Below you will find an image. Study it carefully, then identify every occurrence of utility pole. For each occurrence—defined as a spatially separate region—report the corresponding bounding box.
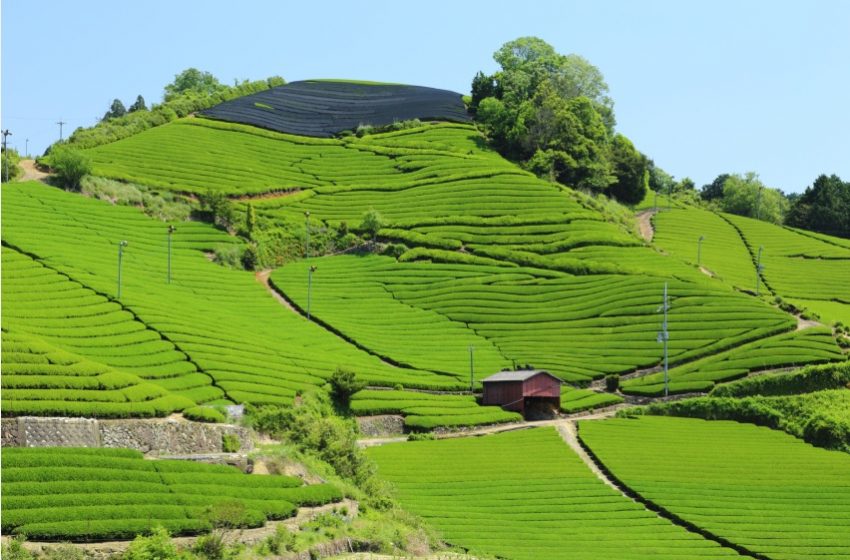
[697,235,705,267]
[468,346,475,393]
[755,246,764,295]
[657,283,670,397]
[25,138,29,158]
[304,211,311,258]
[167,225,176,284]
[2,129,11,183]
[756,186,762,221]
[56,120,66,141]
[117,241,128,298]
[307,265,317,320]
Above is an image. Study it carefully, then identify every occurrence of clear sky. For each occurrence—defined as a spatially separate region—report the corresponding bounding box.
[2,0,848,193]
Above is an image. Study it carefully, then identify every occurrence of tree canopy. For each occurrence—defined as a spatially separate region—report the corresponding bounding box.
[786,174,850,238]
[720,172,787,224]
[472,37,650,204]
[102,98,127,121]
[164,68,224,100]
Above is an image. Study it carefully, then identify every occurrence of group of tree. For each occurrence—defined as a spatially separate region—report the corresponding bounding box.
[102,95,147,121]
[785,174,850,238]
[470,37,648,204]
[696,172,849,237]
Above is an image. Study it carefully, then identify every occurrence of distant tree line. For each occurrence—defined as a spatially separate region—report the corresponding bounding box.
[469,37,648,205]
[57,68,285,151]
[694,172,849,238]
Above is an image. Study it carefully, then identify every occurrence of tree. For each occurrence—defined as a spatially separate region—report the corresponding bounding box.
[128,95,147,113]
[469,71,497,114]
[328,367,366,408]
[647,159,675,193]
[245,202,257,236]
[607,134,649,204]
[102,98,126,121]
[721,172,787,224]
[700,173,730,201]
[473,37,622,192]
[1,147,22,182]
[164,68,223,100]
[786,174,850,238]
[492,37,614,130]
[359,208,382,240]
[50,147,92,191]
[675,177,695,192]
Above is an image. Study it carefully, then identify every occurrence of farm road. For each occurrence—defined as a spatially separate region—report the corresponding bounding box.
[255,269,298,313]
[19,159,50,182]
[636,209,656,242]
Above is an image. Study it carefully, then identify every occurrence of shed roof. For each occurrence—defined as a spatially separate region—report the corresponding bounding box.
[482,370,562,383]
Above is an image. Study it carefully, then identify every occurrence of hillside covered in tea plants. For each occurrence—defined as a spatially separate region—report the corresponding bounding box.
[3,36,848,559]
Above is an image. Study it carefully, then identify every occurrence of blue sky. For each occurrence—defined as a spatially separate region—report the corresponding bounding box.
[2,0,848,193]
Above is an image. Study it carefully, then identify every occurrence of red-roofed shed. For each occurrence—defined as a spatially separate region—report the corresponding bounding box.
[482,370,562,418]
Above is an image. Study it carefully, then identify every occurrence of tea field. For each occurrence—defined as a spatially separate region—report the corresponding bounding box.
[274,254,796,383]
[2,181,468,418]
[1,447,341,540]
[579,416,850,559]
[367,427,741,559]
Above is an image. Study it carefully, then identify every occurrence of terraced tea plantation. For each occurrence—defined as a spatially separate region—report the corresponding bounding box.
[579,417,850,559]
[275,254,797,382]
[2,182,466,417]
[652,207,850,323]
[368,428,740,559]
[1,447,342,540]
[621,326,844,395]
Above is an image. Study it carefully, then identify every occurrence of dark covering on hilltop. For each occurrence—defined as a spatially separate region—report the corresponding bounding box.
[200,80,471,137]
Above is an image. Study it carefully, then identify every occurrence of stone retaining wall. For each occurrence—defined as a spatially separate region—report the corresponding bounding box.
[1,416,253,455]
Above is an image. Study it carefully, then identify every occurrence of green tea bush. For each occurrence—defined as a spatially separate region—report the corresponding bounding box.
[183,406,225,423]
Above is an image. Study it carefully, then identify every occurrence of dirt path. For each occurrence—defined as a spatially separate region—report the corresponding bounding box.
[556,421,626,494]
[796,315,822,330]
[636,209,657,242]
[18,159,50,182]
[357,405,629,448]
[255,269,298,313]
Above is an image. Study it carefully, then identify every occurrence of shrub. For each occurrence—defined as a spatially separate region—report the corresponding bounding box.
[1,537,33,560]
[382,243,407,258]
[221,434,241,453]
[123,526,181,560]
[212,245,243,269]
[49,147,92,191]
[604,374,620,392]
[329,367,367,408]
[359,209,382,241]
[2,148,23,181]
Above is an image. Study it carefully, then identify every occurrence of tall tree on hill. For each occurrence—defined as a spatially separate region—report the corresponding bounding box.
[102,99,127,121]
[473,37,650,204]
[786,174,850,238]
[128,95,147,113]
